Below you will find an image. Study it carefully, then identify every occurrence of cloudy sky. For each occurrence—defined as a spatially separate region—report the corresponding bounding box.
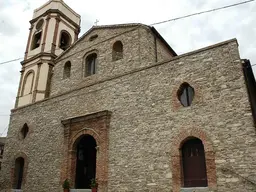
[0,0,255,136]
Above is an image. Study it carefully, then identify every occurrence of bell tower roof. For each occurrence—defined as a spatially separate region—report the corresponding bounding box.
[31,0,80,26]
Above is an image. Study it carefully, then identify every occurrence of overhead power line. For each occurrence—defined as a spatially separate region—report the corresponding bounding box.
[0,57,23,65]
[0,125,9,136]
[150,0,255,26]
[0,0,255,66]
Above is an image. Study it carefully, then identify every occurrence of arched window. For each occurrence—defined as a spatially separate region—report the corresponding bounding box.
[112,41,123,61]
[182,138,208,187]
[21,123,29,139]
[177,82,195,107]
[13,157,25,189]
[22,71,34,96]
[59,31,71,51]
[85,53,97,76]
[31,31,42,50]
[63,61,71,79]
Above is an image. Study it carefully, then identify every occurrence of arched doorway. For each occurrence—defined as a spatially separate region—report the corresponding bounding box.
[75,135,97,189]
[13,157,25,189]
[182,137,208,187]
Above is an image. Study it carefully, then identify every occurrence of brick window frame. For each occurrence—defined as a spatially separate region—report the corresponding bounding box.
[61,110,111,191]
[171,128,217,192]
[171,81,203,111]
[10,152,29,190]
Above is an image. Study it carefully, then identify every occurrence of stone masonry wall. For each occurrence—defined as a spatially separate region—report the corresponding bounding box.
[1,39,256,192]
[51,25,174,96]
[139,27,173,63]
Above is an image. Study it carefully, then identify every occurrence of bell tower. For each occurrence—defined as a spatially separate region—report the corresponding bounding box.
[15,0,81,107]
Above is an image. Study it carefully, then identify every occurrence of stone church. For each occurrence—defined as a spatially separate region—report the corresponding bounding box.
[1,0,256,191]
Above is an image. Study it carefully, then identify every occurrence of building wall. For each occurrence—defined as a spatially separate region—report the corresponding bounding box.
[51,26,174,96]
[51,26,142,95]
[139,27,173,63]
[1,39,256,192]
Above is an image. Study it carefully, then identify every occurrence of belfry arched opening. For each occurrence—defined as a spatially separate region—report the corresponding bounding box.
[75,135,97,189]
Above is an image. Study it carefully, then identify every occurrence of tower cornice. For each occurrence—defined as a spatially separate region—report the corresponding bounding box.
[21,53,57,66]
[30,9,80,30]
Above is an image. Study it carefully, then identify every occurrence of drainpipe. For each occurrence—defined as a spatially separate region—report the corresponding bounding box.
[242,59,256,127]
[154,36,158,63]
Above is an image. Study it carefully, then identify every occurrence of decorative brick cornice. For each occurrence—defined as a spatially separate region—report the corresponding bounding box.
[61,110,111,125]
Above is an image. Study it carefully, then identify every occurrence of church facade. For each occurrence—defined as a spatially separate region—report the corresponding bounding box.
[1,0,256,192]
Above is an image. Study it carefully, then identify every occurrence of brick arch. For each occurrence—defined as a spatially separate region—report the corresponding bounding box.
[171,128,214,155]
[171,128,217,192]
[11,152,29,190]
[69,128,101,150]
[61,111,111,191]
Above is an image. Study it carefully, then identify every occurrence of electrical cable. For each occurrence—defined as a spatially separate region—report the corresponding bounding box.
[0,0,255,65]
[150,0,255,26]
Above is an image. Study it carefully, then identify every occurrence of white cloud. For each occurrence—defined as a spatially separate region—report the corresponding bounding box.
[0,0,256,135]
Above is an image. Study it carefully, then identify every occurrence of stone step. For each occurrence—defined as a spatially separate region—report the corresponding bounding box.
[70,189,91,192]
[180,187,209,192]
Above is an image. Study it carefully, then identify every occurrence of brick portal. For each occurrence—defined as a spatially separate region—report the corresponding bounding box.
[171,128,217,192]
[61,110,111,192]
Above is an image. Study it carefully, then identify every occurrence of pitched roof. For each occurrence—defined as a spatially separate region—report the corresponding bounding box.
[55,23,177,61]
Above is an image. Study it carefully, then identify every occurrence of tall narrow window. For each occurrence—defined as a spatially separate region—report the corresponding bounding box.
[31,31,42,50]
[59,31,71,51]
[13,157,25,189]
[22,71,34,96]
[85,53,97,76]
[177,82,195,107]
[112,41,123,61]
[63,61,71,79]
[21,123,29,139]
[182,138,208,187]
